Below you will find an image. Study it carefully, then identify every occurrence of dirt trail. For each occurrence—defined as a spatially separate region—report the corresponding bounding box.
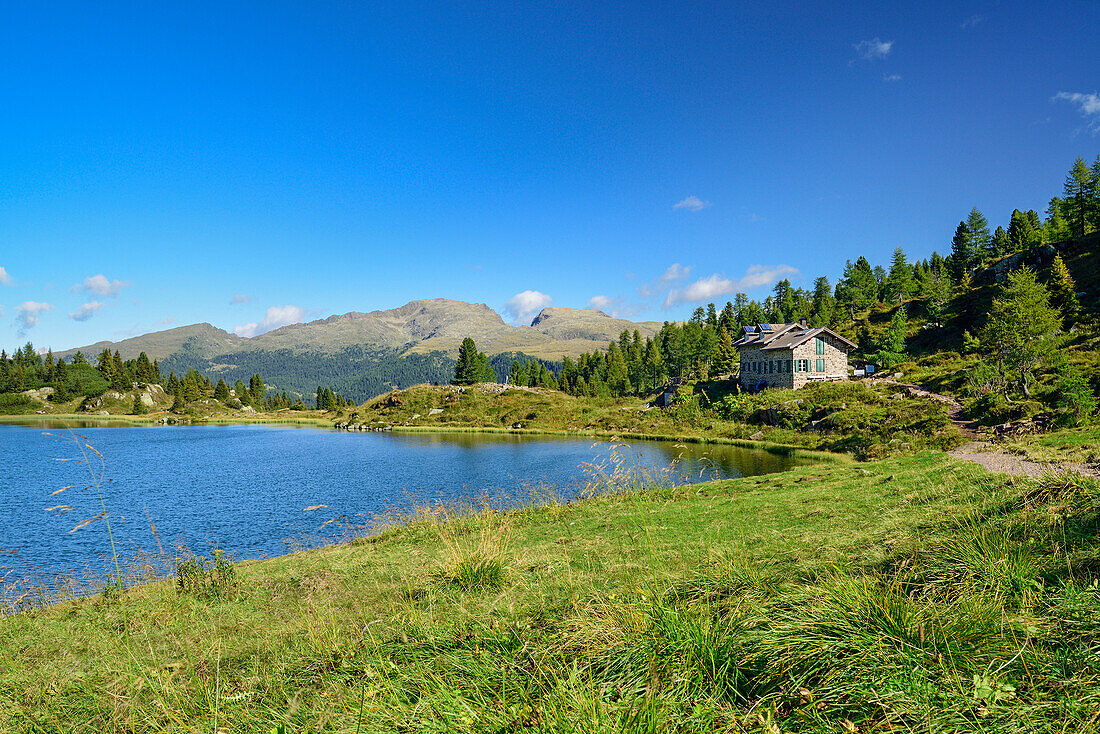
[948,441,1098,478]
[868,377,1098,478]
[869,377,978,437]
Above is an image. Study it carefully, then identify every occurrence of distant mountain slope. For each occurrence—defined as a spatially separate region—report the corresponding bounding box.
[57,323,248,361]
[59,299,662,362]
[55,299,664,400]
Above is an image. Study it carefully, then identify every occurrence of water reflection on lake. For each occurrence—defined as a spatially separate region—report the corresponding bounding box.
[0,422,812,590]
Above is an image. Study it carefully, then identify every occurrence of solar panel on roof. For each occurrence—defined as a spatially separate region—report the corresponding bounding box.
[759,324,772,331]
[743,325,755,333]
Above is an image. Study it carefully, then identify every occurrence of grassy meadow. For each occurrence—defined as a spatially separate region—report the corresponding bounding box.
[4,452,1100,732]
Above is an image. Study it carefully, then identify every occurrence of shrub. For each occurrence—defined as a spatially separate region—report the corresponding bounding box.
[1054,364,1097,426]
[175,549,237,599]
[0,393,38,415]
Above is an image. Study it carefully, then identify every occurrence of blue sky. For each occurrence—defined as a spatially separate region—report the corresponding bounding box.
[2,1,1098,351]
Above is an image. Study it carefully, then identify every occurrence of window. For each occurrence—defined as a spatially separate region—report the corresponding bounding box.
[816,359,825,373]
[796,359,808,372]
[815,337,825,355]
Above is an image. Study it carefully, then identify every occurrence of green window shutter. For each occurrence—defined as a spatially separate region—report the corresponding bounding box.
[816,359,825,373]
[815,338,825,355]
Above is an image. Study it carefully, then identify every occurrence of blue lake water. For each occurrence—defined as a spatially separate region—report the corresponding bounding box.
[0,421,809,593]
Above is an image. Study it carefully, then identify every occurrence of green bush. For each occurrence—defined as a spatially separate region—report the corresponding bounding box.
[0,393,38,414]
[175,550,237,599]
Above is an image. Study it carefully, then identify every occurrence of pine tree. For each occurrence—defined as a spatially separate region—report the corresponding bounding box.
[1007,209,1039,253]
[214,378,230,401]
[981,267,1062,399]
[990,226,1010,258]
[1048,254,1081,327]
[234,379,250,405]
[249,374,266,402]
[874,308,908,368]
[712,326,736,376]
[706,303,718,327]
[949,220,973,280]
[1063,156,1096,238]
[1045,197,1072,242]
[919,268,951,322]
[884,247,914,304]
[453,338,481,385]
[719,301,735,331]
[810,276,834,326]
[605,342,630,396]
[966,208,992,264]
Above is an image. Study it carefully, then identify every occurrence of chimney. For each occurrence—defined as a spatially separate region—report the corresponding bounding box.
[799,318,807,327]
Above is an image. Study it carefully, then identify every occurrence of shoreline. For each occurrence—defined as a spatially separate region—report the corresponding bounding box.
[0,412,847,461]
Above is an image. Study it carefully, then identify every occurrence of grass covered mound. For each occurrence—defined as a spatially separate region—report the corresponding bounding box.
[4,453,1100,731]
[350,380,960,458]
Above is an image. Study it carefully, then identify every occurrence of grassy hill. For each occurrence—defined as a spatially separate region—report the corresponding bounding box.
[343,379,961,459]
[4,453,1100,731]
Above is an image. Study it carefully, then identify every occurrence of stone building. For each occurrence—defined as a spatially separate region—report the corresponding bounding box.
[732,320,855,391]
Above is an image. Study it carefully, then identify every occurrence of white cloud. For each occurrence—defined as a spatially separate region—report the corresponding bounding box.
[0,267,11,285]
[883,73,902,82]
[231,294,251,304]
[638,263,693,298]
[853,38,893,61]
[68,301,104,322]
[1054,92,1100,131]
[233,304,307,338]
[76,274,131,298]
[664,265,799,308]
[15,301,52,332]
[960,14,983,29]
[503,290,552,325]
[585,295,640,319]
[673,195,711,212]
[156,316,176,326]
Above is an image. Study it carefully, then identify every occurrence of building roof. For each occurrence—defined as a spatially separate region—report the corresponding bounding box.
[732,323,856,351]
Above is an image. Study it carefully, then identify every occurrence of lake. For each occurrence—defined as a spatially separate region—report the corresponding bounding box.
[0,421,811,599]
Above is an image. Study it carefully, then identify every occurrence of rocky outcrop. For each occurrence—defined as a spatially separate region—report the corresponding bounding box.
[973,243,1062,285]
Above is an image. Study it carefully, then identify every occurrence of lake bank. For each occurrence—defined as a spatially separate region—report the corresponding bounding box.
[6,453,1099,731]
[1,424,819,605]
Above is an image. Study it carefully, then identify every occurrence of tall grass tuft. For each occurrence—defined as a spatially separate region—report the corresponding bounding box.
[436,512,512,592]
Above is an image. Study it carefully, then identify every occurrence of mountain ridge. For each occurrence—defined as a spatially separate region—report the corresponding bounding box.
[56,298,664,363]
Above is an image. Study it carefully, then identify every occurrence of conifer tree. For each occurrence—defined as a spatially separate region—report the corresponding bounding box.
[712,326,736,376]
[990,226,1010,258]
[1063,156,1096,237]
[884,247,914,304]
[966,208,991,264]
[981,267,1061,399]
[1048,254,1081,327]
[949,220,973,279]
[214,378,230,401]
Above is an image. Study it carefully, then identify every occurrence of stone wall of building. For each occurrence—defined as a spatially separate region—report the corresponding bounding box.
[790,334,850,389]
[738,347,795,390]
[740,333,850,391]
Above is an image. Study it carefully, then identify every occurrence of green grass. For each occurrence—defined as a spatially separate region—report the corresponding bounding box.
[1002,424,1100,465]
[7,453,1100,731]
[351,381,962,459]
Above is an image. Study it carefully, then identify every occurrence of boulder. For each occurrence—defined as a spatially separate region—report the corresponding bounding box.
[428,408,444,416]
[140,393,156,407]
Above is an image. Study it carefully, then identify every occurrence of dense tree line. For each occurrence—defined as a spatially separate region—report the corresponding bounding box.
[162,345,457,404]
